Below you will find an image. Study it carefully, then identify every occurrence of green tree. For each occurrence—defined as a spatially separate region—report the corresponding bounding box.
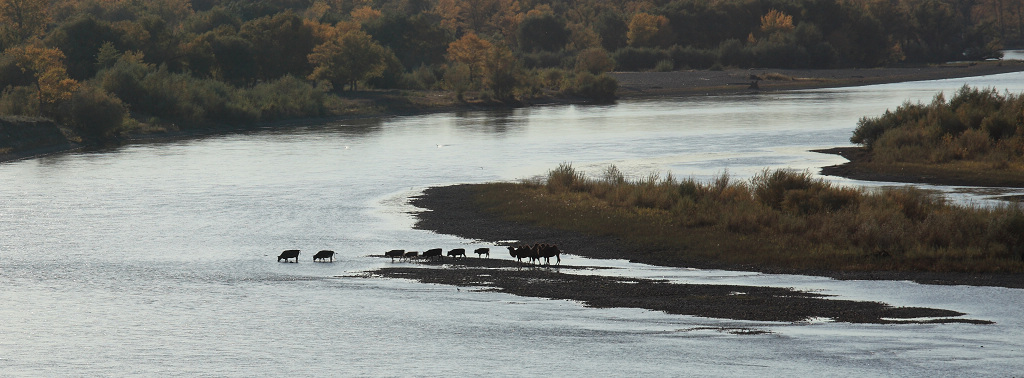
[517,13,569,52]
[481,44,523,102]
[240,11,319,81]
[307,29,396,91]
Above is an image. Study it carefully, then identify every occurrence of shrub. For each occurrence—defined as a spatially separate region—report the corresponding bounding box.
[0,86,40,116]
[668,45,716,69]
[575,48,615,74]
[612,47,669,71]
[60,85,128,140]
[564,72,618,102]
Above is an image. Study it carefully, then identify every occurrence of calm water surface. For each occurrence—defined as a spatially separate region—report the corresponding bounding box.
[3,73,1024,376]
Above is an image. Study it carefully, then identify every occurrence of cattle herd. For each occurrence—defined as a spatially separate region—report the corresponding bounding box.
[277,244,563,265]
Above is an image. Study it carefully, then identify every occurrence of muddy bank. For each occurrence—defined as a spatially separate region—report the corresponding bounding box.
[817,147,1024,188]
[410,184,1024,289]
[365,257,989,324]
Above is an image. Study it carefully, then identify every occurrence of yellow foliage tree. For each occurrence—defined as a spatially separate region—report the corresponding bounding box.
[760,9,794,34]
[5,43,79,114]
[350,6,381,25]
[626,12,670,48]
[446,32,492,81]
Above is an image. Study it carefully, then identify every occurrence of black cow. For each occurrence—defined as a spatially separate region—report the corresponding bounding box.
[422,248,443,260]
[403,251,419,260]
[313,250,335,262]
[447,248,466,259]
[278,249,300,263]
[385,249,405,262]
[474,248,490,258]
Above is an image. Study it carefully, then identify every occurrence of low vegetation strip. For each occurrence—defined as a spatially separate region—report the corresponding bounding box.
[367,260,988,324]
[826,85,1024,188]
[410,166,1024,288]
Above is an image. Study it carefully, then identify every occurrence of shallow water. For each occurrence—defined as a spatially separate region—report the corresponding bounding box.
[3,73,1024,376]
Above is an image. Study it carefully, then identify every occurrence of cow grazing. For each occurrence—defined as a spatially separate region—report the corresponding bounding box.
[278,249,300,263]
[421,248,443,260]
[313,250,336,262]
[474,248,490,258]
[447,248,466,259]
[385,249,405,262]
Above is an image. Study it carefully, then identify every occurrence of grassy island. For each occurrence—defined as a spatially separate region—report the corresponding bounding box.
[464,164,1024,275]
[823,85,1024,187]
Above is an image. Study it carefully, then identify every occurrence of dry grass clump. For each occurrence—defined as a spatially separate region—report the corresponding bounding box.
[476,164,1024,273]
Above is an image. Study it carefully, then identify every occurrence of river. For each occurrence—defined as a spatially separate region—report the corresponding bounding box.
[2,72,1024,376]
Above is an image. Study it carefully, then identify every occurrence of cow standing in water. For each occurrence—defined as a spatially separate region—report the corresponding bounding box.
[278,249,300,263]
[385,249,405,262]
[313,250,336,262]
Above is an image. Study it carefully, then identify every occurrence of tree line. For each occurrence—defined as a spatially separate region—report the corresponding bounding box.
[0,0,1016,141]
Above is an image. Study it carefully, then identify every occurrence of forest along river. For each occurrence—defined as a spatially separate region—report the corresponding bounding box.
[2,72,1024,376]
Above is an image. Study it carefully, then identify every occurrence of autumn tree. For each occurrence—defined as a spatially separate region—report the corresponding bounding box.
[4,43,79,115]
[307,29,397,91]
[626,12,672,48]
[760,9,794,35]
[0,0,49,48]
[446,32,492,81]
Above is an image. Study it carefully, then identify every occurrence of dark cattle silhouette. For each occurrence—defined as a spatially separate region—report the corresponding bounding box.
[539,244,561,265]
[474,248,490,258]
[313,250,335,262]
[403,251,419,260]
[385,249,405,262]
[278,249,300,263]
[447,248,466,259]
[422,248,443,260]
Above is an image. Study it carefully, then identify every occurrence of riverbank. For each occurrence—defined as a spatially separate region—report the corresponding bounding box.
[410,184,1024,289]
[5,61,1024,165]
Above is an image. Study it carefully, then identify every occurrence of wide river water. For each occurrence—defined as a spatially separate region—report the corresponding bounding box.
[3,72,1024,376]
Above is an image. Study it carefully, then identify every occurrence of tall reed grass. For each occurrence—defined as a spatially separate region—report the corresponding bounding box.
[477,164,1024,273]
